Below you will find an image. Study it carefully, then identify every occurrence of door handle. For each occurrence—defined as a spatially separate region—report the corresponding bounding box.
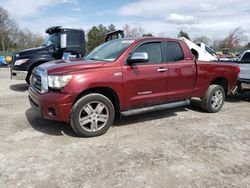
[157,68,168,72]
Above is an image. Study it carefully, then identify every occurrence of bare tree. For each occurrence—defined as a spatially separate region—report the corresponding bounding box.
[218,27,245,48]
[123,24,144,37]
[0,6,18,51]
[193,36,211,45]
[15,28,44,49]
[0,6,44,51]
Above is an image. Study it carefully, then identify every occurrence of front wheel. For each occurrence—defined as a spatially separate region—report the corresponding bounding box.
[201,84,225,113]
[70,93,115,137]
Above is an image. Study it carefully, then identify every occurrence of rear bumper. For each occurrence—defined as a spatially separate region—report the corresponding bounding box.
[28,87,76,123]
[238,78,250,90]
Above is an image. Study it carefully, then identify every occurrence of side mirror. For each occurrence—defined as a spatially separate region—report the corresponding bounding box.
[127,52,149,65]
[60,34,67,48]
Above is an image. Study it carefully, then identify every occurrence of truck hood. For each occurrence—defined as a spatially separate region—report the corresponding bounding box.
[239,63,250,80]
[39,59,106,75]
[15,46,52,57]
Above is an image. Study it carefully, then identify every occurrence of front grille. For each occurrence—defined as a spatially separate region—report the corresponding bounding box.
[30,67,48,94]
[31,73,42,92]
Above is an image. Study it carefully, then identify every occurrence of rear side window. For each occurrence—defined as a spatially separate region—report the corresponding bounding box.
[67,32,82,47]
[241,52,250,61]
[133,42,162,63]
[205,45,215,56]
[165,42,184,62]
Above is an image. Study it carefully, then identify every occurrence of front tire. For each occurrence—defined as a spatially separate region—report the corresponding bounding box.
[201,84,225,113]
[70,93,115,137]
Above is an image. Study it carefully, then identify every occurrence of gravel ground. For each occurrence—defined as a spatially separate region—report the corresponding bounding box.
[0,67,250,188]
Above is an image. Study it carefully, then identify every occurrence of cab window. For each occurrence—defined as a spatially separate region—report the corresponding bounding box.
[165,42,184,62]
[133,42,162,64]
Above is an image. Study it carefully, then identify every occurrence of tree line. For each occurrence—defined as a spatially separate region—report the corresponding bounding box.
[0,6,249,53]
[0,7,44,52]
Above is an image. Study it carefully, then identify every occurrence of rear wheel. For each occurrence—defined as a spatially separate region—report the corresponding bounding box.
[70,93,115,137]
[201,84,225,113]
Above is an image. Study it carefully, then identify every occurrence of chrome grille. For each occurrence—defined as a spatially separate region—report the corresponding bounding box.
[30,67,48,94]
[31,73,42,92]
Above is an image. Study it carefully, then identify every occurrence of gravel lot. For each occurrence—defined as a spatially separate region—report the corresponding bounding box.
[0,67,250,188]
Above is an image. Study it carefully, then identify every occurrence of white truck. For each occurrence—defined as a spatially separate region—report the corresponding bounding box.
[237,50,250,93]
[179,37,218,61]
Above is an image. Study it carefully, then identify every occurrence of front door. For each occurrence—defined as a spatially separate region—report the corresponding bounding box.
[122,41,167,110]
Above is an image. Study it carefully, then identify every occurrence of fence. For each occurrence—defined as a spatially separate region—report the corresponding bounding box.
[0,51,13,56]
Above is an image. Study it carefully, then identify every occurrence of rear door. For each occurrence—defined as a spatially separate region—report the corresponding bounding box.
[122,41,167,110]
[163,41,196,102]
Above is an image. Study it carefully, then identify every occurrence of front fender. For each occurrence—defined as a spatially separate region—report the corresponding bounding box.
[63,67,125,111]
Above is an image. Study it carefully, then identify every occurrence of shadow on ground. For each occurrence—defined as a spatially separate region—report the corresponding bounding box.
[25,108,78,137]
[226,93,250,103]
[26,94,246,137]
[26,107,189,136]
[10,83,28,92]
[188,98,206,113]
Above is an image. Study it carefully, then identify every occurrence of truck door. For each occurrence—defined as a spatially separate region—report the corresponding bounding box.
[122,41,167,110]
[163,41,196,102]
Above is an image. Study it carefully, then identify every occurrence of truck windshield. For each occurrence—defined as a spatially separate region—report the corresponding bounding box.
[43,33,60,47]
[85,39,134,62]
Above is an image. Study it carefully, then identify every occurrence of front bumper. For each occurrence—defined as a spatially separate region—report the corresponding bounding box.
[28,87,76,123]
[11,70,28,80]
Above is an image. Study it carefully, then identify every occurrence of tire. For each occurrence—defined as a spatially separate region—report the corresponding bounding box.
[26,67,35,84]
[70,93,115,137]
[25,71,32,84]
[201,84,225,113]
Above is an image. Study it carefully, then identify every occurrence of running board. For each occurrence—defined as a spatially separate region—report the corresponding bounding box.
[121,99,190,116]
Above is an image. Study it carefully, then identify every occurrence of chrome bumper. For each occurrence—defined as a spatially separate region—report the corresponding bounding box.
[241,82,250,90]
[11,70,28,80]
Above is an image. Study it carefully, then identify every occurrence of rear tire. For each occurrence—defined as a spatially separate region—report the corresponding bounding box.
[70,93,115,137]
[201,84,225,113]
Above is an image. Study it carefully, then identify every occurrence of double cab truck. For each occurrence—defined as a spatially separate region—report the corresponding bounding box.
[28,37,240,137]
[11,26,85,83]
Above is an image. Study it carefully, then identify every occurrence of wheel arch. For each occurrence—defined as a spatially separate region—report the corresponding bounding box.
[211,77,228,94]
[73,87,121,119]
[26,60,49,83]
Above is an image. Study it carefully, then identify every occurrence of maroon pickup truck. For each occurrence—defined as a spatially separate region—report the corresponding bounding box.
[28,37,240,137]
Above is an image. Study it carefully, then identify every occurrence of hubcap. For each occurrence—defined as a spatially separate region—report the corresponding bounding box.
[78,101,109,132]
[211,90,223,110]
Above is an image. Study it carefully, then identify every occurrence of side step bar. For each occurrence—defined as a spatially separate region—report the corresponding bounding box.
[121,99,190,116]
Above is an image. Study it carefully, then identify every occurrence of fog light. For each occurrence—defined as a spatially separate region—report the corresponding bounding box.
[48,108,56,116]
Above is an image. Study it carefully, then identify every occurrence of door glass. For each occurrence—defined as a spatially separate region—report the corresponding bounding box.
[133,42,162,63]
[165,42,184,62]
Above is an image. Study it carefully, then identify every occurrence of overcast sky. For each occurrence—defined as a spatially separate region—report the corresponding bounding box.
[0,0,249,43]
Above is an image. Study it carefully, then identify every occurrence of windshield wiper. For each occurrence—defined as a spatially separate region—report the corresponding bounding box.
[85,57,105,61]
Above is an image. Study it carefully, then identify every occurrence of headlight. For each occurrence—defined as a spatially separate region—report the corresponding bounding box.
[14,58,29,65]
[48,75,72,89]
